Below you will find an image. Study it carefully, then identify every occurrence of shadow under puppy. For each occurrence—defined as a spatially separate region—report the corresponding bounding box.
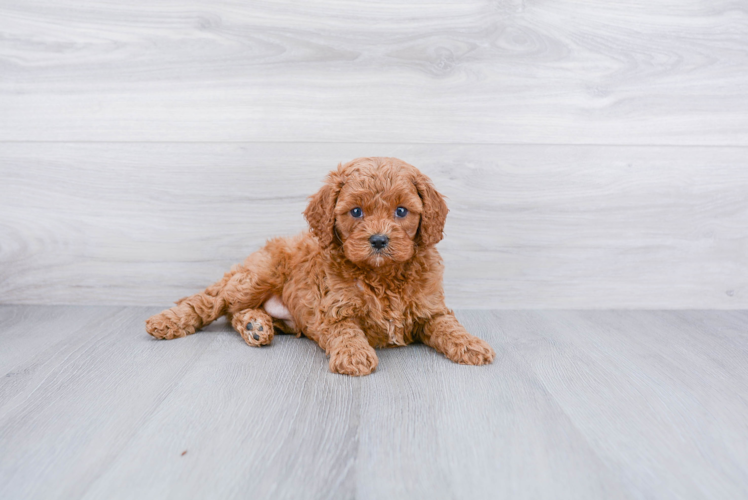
[146,157,495,375]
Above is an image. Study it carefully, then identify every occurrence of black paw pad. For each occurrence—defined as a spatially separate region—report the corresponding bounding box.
[252,333,260,341]
[246,322,253,331]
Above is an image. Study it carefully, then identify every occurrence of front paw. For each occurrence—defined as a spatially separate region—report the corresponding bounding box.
[329,340,379,376]
[145,310,194,340]
[444,334,495,366]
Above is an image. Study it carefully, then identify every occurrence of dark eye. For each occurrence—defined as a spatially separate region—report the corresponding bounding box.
[350,207,363,218]
[395,207,408,218]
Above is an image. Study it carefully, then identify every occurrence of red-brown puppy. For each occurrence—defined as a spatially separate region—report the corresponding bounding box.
[146,157,495,375]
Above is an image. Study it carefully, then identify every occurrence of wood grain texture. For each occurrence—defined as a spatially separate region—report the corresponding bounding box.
[1,307,747,499]
[1,0,747,144]
[1,143,746,308]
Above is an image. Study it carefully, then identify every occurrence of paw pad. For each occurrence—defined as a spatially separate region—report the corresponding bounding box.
[234,313,274,347]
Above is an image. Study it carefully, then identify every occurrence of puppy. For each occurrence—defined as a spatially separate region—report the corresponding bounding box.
[146,157,495,375]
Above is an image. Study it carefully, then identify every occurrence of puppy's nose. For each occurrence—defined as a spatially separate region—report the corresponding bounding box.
[369,234,389,250]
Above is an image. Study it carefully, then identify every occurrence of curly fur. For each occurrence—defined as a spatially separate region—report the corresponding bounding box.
[146,157,495,376]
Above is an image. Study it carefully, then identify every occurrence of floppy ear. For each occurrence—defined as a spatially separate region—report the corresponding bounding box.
[304,168,344,248]
[414,173,449,247]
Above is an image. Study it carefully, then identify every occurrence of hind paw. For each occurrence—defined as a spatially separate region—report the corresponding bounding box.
[231,309,275,346]
[145,310,194,340]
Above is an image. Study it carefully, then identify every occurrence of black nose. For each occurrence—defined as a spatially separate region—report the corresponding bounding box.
[369,234,389,250]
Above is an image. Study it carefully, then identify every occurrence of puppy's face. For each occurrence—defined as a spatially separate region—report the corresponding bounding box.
[334,167,423,266]
[304,158,448,268]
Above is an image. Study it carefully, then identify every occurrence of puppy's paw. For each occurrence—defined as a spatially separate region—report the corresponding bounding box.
[231,309,274,347]
[445,334,495,366]
[329,340,379,376]
[146,310,194,340]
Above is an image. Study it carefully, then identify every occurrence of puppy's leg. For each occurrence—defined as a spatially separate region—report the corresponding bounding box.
[229,308,275,347]
[323,321,379,376]
[145,270,235,340]
[146,264,272,341]
[146,241,284,340]
[421,313,495,365]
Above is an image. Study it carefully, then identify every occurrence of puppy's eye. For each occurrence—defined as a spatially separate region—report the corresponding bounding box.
[395,206,408,218]
[350,207,363,218]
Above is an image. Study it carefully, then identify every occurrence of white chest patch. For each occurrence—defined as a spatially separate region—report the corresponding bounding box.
[263,295,293,322]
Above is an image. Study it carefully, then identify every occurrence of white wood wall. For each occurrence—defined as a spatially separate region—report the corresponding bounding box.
[1,0,746,308]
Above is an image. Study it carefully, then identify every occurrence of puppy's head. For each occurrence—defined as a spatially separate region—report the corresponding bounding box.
[304,157,448,268]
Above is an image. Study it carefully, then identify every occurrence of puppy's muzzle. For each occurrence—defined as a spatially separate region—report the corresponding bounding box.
[369,234,389,250]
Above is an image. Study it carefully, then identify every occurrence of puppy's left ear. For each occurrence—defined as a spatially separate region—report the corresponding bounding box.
[414,173,449,247]
[304,167,344,248]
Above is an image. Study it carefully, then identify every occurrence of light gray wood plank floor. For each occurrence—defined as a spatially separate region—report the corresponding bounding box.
[1,307,746,499]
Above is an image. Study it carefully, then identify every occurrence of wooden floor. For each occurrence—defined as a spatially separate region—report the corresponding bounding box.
[1,307,746,499]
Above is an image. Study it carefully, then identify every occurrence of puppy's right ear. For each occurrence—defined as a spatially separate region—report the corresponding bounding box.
[304,167,344,248]
[414,172,449,247]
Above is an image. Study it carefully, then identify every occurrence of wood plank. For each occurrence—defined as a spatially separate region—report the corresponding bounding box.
[0,307,220,499]
[0,305,120,376]
[1,143,746,308]
[1,0,747,144]
[79,321,359,500]
[356,312,628,500]
[490,309,748,499]
[0,306,359,499]
[1,307,747,498]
